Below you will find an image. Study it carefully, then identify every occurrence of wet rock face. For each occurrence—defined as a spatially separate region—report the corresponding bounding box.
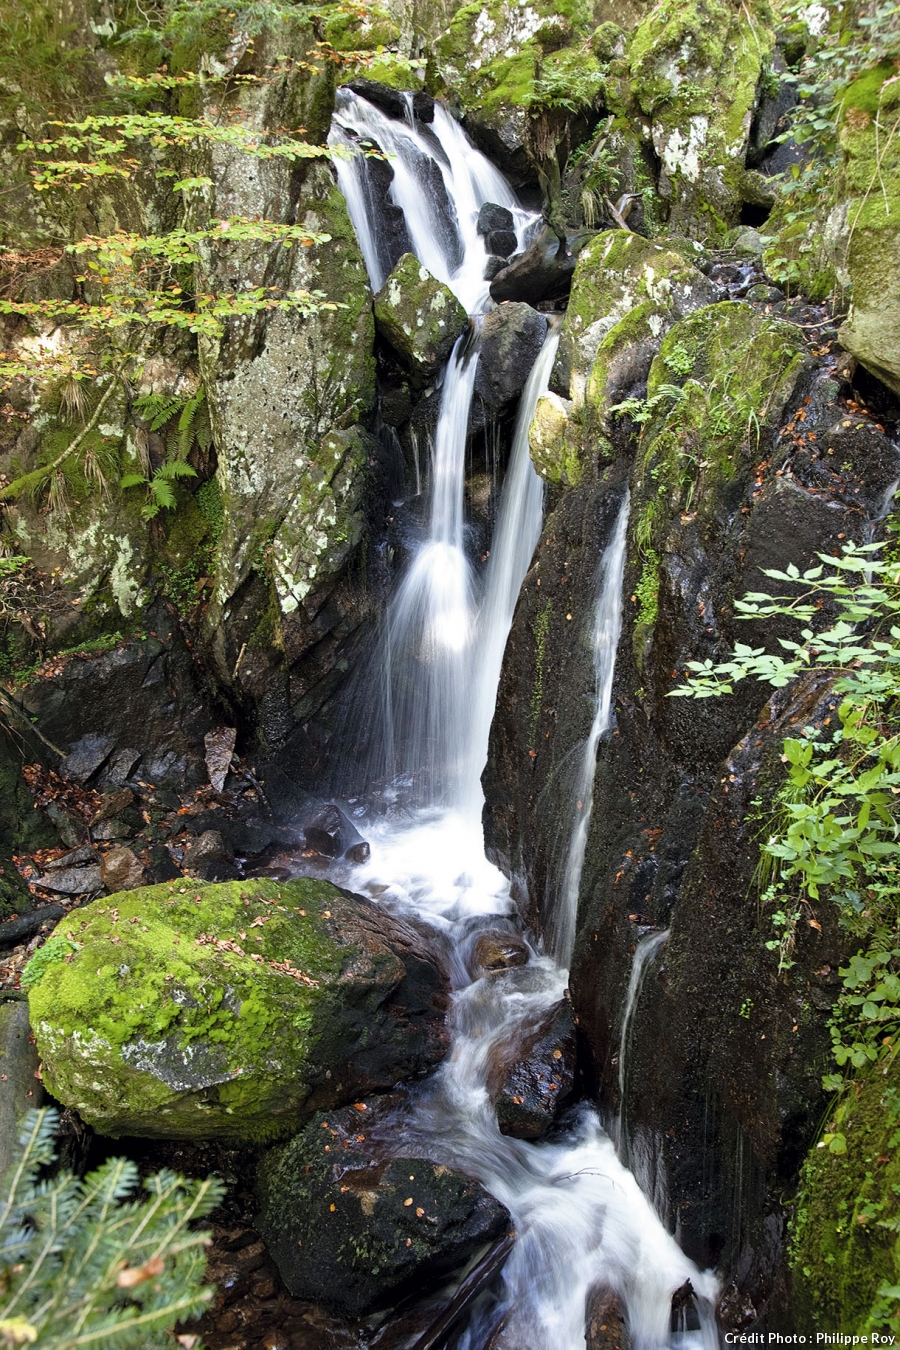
[28,878,449,1140]
[491,995,576,1138]
[489,227,590,306]
[303,803,370,863]
[485,285,899,1315]
[471,303,548,431]
[347,78,435,123]
[257,1103,511,1316]
[468,929,530,976]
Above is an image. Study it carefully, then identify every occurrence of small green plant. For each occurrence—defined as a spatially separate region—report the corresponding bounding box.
[672,540,900,1072]
[609,383,688,426]
[121,459,198,520]
[634,549,660,628]
[0,1107,223,1348]
[662,341,694,378]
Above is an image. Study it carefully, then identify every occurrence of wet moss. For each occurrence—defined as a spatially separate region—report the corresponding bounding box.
[791,1060,900,1334]
[26,877,378,1140]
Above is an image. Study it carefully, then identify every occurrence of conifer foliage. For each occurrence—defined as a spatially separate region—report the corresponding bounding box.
[0,1108,224,1348]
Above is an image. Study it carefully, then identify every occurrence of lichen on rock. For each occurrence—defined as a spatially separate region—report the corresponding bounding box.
[373,253,468,375]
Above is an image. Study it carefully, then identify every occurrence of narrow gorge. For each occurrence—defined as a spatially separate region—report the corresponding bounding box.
[0,0,899,1346]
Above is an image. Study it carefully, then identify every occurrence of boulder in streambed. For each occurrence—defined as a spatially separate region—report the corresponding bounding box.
[471,303,548,431]
[489,226,592,306]
[256,1103,511,1316]
[26,878,449,1140]
[374,254,468,379]
[468,929,529,976]
[477,202,514,237]
[490,995,576,1139]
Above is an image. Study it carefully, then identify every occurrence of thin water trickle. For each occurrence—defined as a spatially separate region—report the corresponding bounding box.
[324,88,719,1348]
[616,930,670,1161]
[548,495,631,965]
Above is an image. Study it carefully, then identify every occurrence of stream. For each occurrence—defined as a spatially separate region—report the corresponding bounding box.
[315,87,721,1348]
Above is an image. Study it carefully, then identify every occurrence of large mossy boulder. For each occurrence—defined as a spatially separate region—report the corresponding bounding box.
[374,253,468,376]
[627,0,774,237]
[27,878,449,1140]
[530,230,716,487]
[836,69,900,395]
[555,230,716,407]
[256,1103,511,1315]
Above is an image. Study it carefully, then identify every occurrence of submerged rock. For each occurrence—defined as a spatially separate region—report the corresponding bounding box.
[27,878,449,1139]
[256,1103,510,1316]
[586,1288,630,1350]
[469,929,529,975]
[374,254,468,378]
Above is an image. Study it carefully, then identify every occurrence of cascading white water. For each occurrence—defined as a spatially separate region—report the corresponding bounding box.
[548,494,631,965]
[329,89,533,311]
[460,324,560,819]
[325,87,719,1349]
[377,332,481,806]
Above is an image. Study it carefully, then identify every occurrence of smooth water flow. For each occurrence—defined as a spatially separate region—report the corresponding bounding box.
[377,334,481,806]
[327,87,718,1348]
[617,930,670,1159]
[329,88,533,310]
[548,495,631,965]
[460,325,560,818]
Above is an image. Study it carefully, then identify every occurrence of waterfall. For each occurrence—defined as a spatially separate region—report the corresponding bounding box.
[323,88,718,1349]
[617,930,670,1160]
[329,89,533,311]
[459,325,561,819]
[377,332,481,808]
[548,494,631,965]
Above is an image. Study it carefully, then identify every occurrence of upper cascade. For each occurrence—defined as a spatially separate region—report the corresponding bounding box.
[329,87,536,313]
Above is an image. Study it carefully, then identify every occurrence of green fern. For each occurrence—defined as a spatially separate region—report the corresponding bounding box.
[134,386,212,462]
[0,1108,223,1349]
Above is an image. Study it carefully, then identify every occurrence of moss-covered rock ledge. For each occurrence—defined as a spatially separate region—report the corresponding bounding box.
[26,878,449,1141]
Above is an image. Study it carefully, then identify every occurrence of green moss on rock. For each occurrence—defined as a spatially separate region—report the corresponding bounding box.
[628,0,774,238]
[836,71,900,394]
[791,1061,900,1334]
[373,253,468,373]
[560,230,716,405]
[27,877,442,1141]
[628,302,808,656]
[528,392,583,486]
